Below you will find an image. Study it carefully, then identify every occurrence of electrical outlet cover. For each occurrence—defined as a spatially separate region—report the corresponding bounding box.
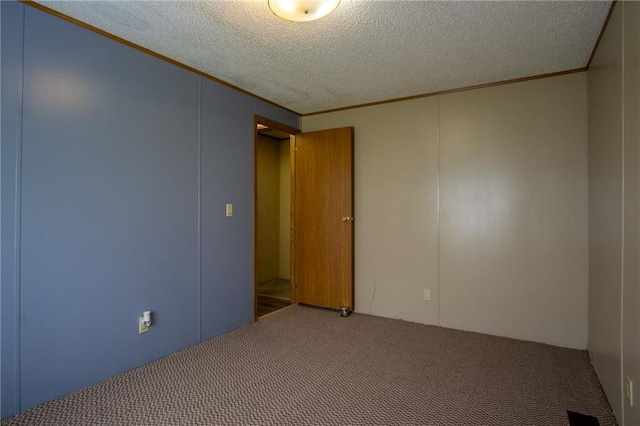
[139,317,149,334]
[423,289,432,301]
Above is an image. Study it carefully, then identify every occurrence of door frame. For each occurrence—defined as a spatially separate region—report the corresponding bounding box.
[253,115,300,321]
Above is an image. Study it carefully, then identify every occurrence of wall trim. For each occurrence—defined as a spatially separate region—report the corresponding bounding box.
[302,68,587,116]
[20,0,301,117]
[586,1,618,69]
[24,0,606,120]
[255,116,300,136]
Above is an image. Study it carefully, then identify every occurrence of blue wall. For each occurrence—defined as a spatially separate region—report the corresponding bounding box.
[1,2,299,418]
[200,81,256,341]
[1,2,25,418]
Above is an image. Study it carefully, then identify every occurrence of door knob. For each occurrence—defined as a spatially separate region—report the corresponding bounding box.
[341,216,354,222]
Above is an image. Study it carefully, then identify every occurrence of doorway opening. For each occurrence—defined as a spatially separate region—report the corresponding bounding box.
[254,117,299,319]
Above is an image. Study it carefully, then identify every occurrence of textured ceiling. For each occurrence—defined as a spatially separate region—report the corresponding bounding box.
[38,1,611,115]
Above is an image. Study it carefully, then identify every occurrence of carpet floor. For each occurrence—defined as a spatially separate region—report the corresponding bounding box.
[2,305,616,425]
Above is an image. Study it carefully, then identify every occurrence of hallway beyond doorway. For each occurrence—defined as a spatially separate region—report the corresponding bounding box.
[257,278,291,317]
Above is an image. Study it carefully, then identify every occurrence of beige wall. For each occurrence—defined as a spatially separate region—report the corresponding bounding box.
[302,72,588,349]
[622,3,640,425]
[588,2,640,424]
[257,135,291,283]
[588,2,624,419]
[304,97,440,325]
[256,135,281,283]
[439,76,588,349]
[279,139,291,279]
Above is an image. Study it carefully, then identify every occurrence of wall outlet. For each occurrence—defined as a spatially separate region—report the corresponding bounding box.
[423,289,431,301]
[139,317,149,334]
[626,376,634,407]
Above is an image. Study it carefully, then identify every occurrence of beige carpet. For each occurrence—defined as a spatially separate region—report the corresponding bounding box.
[2,305,616,425]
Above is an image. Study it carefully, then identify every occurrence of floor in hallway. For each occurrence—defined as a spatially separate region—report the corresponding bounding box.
[257,278,291,317]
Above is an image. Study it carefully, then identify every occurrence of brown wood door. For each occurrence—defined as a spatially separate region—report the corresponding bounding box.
[293,127,354,311]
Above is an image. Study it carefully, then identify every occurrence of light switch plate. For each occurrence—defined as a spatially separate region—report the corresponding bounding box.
[226,203,233,217]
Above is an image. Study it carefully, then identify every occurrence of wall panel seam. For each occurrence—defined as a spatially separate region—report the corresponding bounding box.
[197,77,203,343]
[15,2,26,413]
[619,2,625,421]
[436,95,441,327]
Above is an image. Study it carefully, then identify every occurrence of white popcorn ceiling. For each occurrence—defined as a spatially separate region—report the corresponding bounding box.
[39,1,611,115]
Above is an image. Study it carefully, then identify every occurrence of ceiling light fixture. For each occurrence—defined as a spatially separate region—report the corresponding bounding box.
[268,0,340,22]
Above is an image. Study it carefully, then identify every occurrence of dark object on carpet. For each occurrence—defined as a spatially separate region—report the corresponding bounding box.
[1,305,618,425]
[568,410,601,426]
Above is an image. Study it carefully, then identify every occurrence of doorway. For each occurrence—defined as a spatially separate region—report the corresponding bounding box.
[254,117,298,319]
[254,118,355,320]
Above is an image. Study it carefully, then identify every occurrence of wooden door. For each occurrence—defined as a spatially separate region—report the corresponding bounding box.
[293,127,354,311]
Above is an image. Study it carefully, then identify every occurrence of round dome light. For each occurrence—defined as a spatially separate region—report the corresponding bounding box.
[268,0,340,22]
